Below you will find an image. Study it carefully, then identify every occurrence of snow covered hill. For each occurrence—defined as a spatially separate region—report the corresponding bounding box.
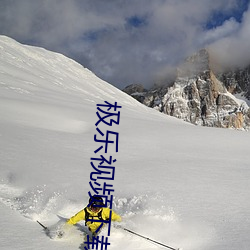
[0,36,250,250]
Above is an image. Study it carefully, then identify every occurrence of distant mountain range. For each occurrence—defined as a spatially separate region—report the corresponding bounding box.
[123,49,250,130]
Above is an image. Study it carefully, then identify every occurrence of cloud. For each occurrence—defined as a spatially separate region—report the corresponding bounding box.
[200,18,240,45]
[209,4,250,69]
[0,0,249,89]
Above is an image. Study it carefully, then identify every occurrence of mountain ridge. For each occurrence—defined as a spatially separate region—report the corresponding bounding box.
[123,49,250,130]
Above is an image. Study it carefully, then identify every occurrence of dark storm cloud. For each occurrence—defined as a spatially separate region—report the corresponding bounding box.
[0,0,249,89]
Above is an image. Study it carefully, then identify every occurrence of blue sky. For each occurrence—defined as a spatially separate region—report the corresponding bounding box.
[205,0,249,28]
[0,0,249,89]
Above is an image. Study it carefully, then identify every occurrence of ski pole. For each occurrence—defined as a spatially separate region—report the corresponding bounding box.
[122,227,181,250]
[37,220,48,231]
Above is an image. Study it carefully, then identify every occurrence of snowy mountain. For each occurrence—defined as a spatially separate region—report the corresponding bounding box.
[217,65,250,100]
[0,36,250,250]
[124,49,250,130]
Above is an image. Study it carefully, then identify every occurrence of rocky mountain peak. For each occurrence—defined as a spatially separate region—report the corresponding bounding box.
[177,49,210,78]
[123,49,250,130]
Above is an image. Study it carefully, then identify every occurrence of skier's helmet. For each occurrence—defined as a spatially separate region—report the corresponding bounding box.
[89,195,104,206]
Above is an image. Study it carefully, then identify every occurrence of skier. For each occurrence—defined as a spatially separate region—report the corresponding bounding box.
[66,195,122,236]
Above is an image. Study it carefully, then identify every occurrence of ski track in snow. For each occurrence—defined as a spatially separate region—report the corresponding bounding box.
[0,179,211,250]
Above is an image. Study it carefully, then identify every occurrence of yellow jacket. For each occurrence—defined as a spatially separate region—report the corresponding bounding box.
[67,207,121,233]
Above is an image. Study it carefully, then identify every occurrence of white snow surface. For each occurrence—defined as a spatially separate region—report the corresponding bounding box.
[0,35,250,250]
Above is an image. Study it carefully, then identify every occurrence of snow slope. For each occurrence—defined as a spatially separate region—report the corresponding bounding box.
[0,36,250,250]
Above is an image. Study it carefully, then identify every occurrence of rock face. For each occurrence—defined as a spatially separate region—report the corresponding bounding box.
[123,84,147,103]
[123,49,250,130]
[217,66,250,100]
